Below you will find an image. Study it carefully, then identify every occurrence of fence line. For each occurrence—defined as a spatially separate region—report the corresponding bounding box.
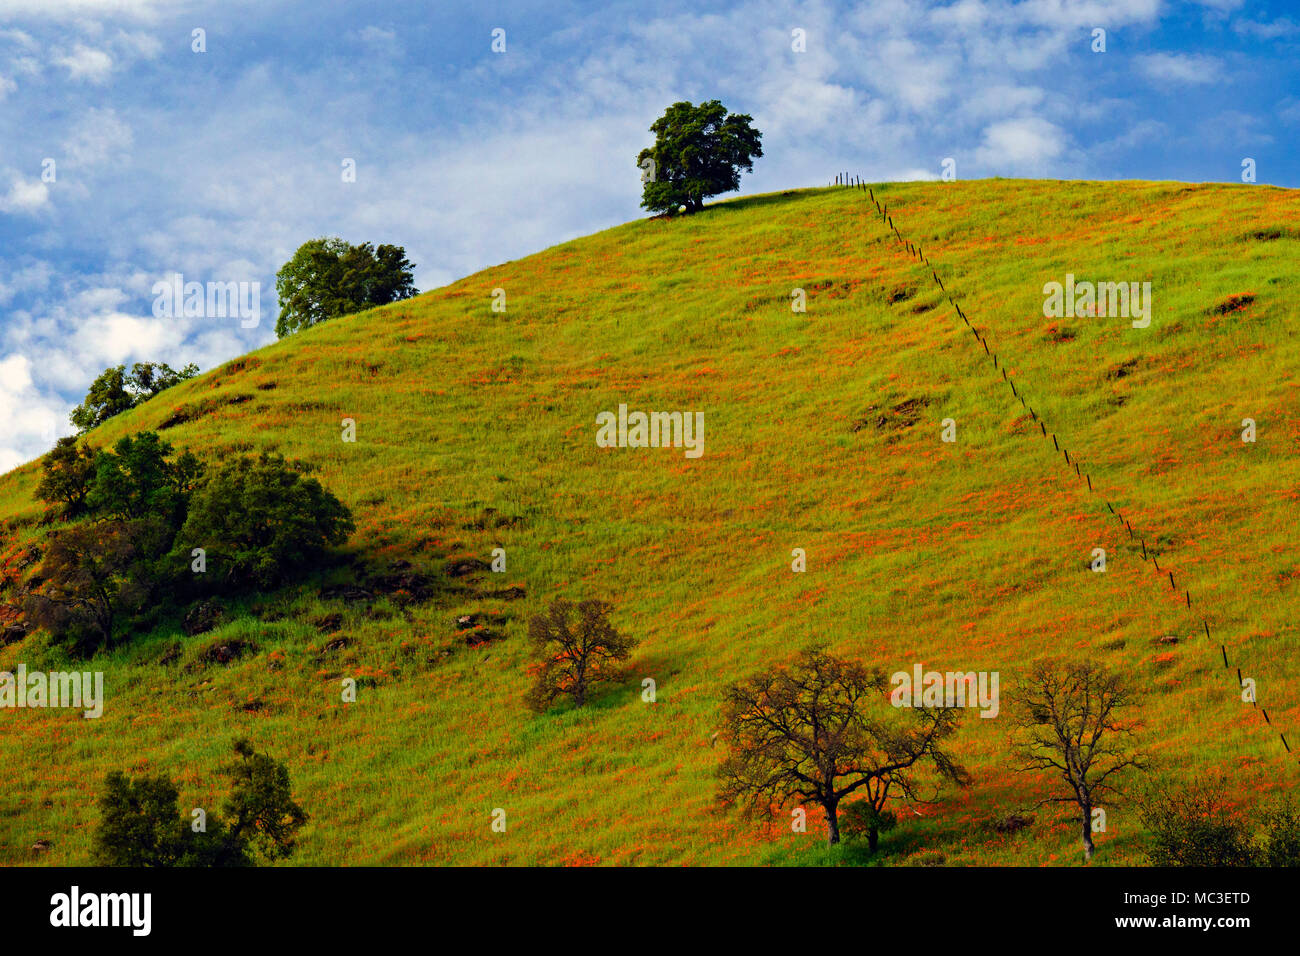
[834,175,1295,769]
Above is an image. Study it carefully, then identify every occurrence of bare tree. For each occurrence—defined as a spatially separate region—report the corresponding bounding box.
[525,598,637,713]
[718,646,968,848]
[1009,659,1147,861]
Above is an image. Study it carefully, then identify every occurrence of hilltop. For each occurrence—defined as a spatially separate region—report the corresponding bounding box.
[2,178,1298,865]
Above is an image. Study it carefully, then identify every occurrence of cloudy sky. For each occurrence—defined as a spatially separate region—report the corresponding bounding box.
[1,0,1296,471]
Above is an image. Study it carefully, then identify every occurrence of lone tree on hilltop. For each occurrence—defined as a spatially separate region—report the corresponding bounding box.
[1009,659,1147,861]
[637,100,762,215]
[718,646,968,848]
[275,237,417,337]
[525,598,637,713]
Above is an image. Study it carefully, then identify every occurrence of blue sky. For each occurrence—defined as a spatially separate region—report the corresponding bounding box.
[0,0,1297,470]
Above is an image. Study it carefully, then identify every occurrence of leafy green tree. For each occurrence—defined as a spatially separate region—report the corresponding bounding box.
[219,739,309,862]
[93,740,306,867]
[175,453,354,589]
[274,237,417,337]
[69,362,198,433]
[524,598,638,712]
[637,100,763,215]
[35,436,99,520]
[69,365,133,432]
[92,771,186,866]
[128,361,199,399]
[86,431,203,528]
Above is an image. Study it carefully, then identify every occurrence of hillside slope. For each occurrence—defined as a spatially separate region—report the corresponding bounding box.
[2,178,1298,865]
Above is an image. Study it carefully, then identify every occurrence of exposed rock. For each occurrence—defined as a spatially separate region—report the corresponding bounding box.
[182,600,226,637]
[196,638,256,667]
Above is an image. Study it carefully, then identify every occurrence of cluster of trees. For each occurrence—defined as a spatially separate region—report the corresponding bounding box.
[70,361,199,433]
[275,238,417,338]
[28,430,354,655]
[94,739,306,867]
[714,648,1296,865]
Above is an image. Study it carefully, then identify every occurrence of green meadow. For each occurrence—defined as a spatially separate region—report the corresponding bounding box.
[2,178,1297,866]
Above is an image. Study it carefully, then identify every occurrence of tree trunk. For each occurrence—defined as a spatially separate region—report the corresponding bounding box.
[1082,804,1095,861]
[825,802,840,846]
[868,825,880,853]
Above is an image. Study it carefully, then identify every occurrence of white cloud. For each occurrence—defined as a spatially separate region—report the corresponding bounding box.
[0,353,67,473]
[0,0,165,17]
[0,176,50,213]
[54,43,114,83]
[973,116,1066,171]
[1138,52,1223,85]
[62,107,134,167]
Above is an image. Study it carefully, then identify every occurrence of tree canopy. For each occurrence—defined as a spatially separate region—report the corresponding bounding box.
[637,100,762,215]
[274,237,417,338]
[718,646,968,847]
[69,361,198,433]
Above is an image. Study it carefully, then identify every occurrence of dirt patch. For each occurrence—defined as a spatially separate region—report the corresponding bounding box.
[994,813,1034,834]
[1105,358,1140,381]
[461,508,523,531]
[320,584,374,603]
[1209,293,1255,315]
[852,396,931,434]
[160,393,253,429]
[445,557,490,578]
[314,613,344,633]
[1241,228,1299,242]
[1043,323,1076,343]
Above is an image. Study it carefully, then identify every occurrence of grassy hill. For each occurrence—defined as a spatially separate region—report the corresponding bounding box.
[2,178,1298,866]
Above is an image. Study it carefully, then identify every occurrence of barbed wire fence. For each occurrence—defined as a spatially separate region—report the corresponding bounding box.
[831,172,1294,767]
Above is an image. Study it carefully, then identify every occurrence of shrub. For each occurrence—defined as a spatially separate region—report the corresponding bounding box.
[1138,781,1258,866]
[92,771,186,866]
[23,519,158,655]
[840,802,898,851]
[1259,796,1300,867]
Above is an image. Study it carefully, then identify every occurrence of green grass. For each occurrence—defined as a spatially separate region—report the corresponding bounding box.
[2,178,1298,866]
